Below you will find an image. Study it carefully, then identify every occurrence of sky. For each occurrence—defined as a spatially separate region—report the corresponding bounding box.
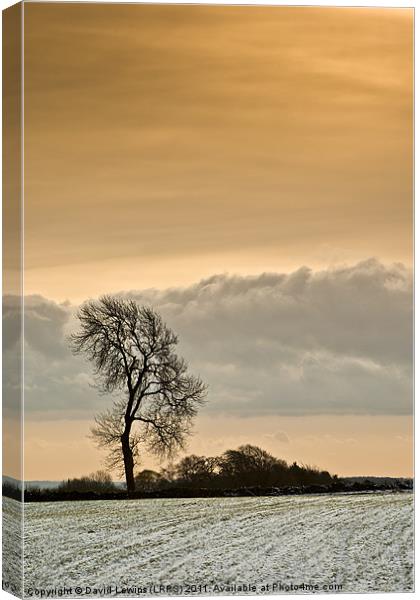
[5,3,413,480]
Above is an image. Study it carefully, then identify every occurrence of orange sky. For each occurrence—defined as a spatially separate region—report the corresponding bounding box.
[23,4,413,301]
[7,3,413,480]
[22,415,413,481]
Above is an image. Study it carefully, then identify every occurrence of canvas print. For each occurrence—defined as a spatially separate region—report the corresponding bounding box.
[2,1,414,597]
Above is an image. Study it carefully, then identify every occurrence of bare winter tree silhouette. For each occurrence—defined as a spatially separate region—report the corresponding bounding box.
[70,296,207,496]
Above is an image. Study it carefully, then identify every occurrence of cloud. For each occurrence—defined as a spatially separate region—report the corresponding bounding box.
[24,4,412,292]
[6,259,412,420]
[264,431,290,444]
[3,295,101,420]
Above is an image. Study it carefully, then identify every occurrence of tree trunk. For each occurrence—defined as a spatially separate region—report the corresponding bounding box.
[121,430,135,497]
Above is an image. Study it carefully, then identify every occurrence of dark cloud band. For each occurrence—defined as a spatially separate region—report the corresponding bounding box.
[4,260,412,420]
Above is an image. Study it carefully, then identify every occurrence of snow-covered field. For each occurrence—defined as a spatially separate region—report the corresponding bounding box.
[2,496,23,597]
[7,492,414,596]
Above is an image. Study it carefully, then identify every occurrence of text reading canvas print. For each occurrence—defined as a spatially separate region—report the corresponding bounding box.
[2,1,414,597]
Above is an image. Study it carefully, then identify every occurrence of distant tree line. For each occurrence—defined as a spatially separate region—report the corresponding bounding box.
[3,452,413,502]
[135,445,336,492]
[5,445,335,501]
[2,480,22,501]
[57,470,117,494]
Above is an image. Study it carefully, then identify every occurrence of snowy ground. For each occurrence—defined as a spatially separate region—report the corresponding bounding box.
[2,496,23,597]
[9,492,414,596]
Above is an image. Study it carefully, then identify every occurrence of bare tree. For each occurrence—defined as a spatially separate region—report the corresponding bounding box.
[58,470,117,494]
[218,445,288,487]
[70,296,207,496]
[176,455,219,486]
[134,469,164,492]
